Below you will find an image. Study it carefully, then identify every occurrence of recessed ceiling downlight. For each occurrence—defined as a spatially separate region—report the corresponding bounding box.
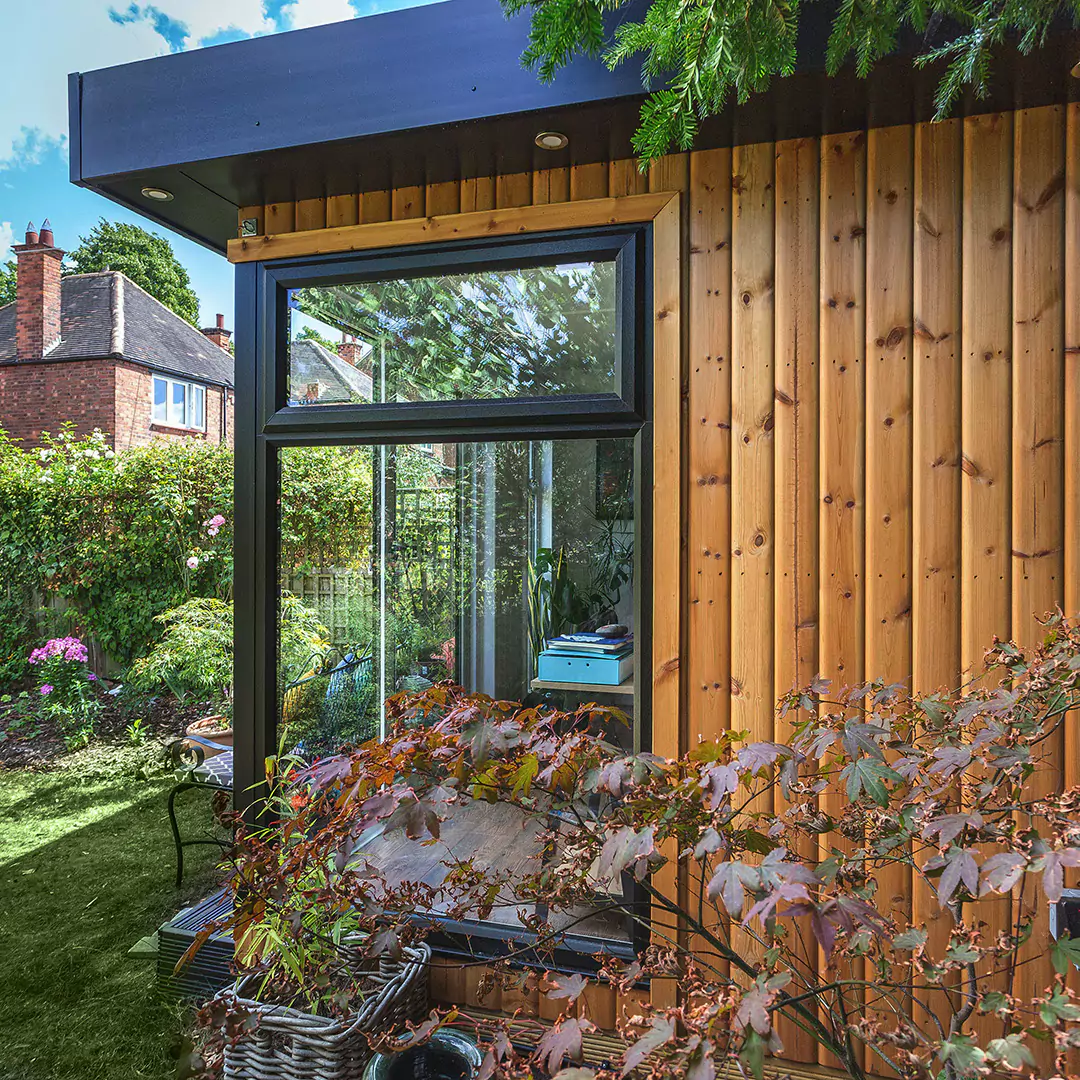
[141,186,174,202]
[535,131,569,151]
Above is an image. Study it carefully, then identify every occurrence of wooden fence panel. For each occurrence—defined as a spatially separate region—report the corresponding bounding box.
[911,116,963,1019]
[730,140,777,756]
[817,129,867,1069]
[865,124,914,941]
[1010,105,1066,1044]
[961,114,1013,675]
[688,148,733,748]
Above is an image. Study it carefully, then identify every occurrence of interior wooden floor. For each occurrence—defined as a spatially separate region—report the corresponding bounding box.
[360,798,629,942]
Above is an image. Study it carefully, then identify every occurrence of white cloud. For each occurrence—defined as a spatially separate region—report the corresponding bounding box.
[0,3,166,166]
[0,1,286,166]
[0,222,15,263]
[279,0,355,30]
[151,0,276,45]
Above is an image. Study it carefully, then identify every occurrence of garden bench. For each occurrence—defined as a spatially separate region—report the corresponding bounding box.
[166,650,377,885]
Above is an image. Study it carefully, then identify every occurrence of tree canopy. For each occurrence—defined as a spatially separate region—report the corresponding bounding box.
[500,0,1078,164]
[66,220,201,326]
[294,262,616,403]
[0,260,16,308]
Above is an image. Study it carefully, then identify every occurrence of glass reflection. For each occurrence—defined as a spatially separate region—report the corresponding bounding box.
[286,261,617,406]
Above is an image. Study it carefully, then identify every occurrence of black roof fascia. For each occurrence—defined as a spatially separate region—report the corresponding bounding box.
[70,0,1080,254]
[72,0,648,180]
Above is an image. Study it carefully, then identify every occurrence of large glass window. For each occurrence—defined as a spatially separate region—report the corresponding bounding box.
[277,437,636,944]
[239,224,649,957]
[277,437,635,752]
[287,260,618,406]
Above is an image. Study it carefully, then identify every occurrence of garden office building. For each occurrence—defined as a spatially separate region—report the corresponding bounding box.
[70,0,1080,1068]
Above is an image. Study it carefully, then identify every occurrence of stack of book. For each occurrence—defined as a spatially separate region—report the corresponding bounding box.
[537,632,634,686]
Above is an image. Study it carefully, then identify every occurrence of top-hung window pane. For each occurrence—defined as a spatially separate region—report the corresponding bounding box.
[286,260,617,406]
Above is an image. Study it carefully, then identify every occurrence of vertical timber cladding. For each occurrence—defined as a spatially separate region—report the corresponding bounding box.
[238,104,1080,1055]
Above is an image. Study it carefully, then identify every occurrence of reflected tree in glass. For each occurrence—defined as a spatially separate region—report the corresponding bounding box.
[291,261,617,404]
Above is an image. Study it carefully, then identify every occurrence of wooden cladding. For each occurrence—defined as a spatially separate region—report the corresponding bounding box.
[235,104,1079,1060]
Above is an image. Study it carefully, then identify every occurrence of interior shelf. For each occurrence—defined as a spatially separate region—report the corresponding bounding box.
[530,677,635,697]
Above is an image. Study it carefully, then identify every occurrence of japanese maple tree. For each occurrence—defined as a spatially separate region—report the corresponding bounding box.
[196,614,1080,1080]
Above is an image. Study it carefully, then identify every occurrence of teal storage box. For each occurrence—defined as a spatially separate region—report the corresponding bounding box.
[537,649,634,686]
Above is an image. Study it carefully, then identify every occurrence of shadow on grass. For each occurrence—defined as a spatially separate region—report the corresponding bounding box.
[0,769,225,1080]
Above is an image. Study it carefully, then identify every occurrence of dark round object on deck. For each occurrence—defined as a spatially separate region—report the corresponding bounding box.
[594,624,628,637]
[363,1030,482,1080]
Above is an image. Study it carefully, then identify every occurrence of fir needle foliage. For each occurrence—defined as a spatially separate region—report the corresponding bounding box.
[500,0,1080,165]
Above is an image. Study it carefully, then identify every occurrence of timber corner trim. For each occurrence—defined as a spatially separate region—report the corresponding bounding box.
[226,192,680,262]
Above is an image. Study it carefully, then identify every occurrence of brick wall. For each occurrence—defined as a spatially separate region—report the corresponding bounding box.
[113,362,153,450]
[206,384,235,448]
[0,358,117,447]
[0,359,234,451]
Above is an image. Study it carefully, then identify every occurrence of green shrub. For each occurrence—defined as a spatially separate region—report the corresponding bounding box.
[0,427,373,690]
[127,598,233,704]
[127,594,329,707]
[0,427,233,672]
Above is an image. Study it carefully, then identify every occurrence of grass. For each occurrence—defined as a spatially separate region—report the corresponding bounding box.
[0,744,223,1080]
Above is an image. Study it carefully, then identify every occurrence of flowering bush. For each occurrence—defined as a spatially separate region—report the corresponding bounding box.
[0,426,374,687]
[28,636,101,747]
[0,426,232,672]
[194,616,1080,1080]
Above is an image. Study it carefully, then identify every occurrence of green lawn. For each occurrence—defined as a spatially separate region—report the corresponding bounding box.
[0,747,222,1080]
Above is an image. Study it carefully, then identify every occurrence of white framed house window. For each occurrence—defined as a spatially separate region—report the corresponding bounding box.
[153,376,206,430]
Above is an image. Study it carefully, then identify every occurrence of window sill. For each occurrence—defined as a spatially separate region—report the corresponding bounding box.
[150,422,207,436]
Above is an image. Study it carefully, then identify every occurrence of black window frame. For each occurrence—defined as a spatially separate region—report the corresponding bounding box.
[233,222,654,965]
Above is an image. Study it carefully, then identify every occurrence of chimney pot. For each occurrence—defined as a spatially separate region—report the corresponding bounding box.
[216,313,225,329]
[38,219,54,247]
[24,222,38,246]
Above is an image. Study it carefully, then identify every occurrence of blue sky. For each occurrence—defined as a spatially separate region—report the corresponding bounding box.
[0,0,436,328]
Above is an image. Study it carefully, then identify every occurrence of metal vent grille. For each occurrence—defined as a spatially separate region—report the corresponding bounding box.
[157,889,235,1002]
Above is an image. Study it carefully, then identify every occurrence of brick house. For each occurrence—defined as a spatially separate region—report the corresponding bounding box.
[0,221,234,450]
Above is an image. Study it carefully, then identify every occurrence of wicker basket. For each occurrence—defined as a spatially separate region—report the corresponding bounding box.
[222,941,430,1080]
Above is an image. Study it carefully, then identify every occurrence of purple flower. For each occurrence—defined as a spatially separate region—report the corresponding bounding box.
[29,636,88,665]
[40,684,53,695]
[87,673,97,681]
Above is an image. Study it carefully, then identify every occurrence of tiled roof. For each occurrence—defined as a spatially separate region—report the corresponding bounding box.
[0,272,234,387]
[288,338,372,404]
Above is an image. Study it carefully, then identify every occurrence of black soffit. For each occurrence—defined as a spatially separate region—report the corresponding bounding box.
[69,0,1080,254]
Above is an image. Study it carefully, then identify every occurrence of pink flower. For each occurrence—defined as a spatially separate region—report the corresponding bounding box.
[29,637,88,665]
[40,684,53,695]
[205,514,226,537]
[186,556,200,569]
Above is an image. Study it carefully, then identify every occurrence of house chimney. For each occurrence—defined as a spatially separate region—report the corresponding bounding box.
[200,313,232,351]
[13,219,64,360]
[337,334,372,375]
